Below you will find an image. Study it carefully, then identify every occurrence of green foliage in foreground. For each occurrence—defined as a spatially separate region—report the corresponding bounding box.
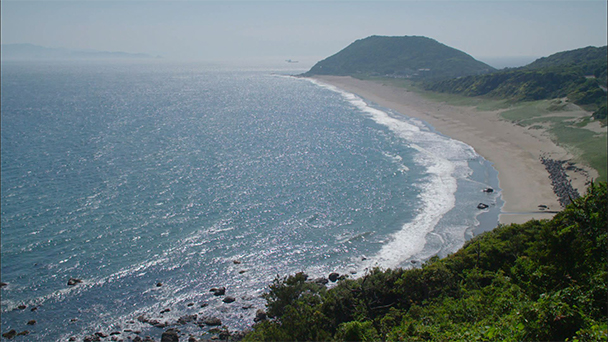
[244,183,607,341]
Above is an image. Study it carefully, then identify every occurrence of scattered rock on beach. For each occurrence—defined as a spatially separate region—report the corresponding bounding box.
[223,296,236,303]
[156,282,163,287]
[0,282,7,288]
[27,320,36,325]
[328,273,340,282]
[16,331,29,337]
[160,308,171,314]
[17,305,26,310]
[477,203,489,209]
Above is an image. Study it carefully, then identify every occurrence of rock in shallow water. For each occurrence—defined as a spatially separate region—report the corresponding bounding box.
[161,329,179,342]
[210,287,225,296]
[67,278,83,286]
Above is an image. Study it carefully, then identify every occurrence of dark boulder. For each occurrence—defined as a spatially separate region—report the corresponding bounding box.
[67,278,82,286]
[95,332,108,338]
[160,308,171,314]
[219,329,231,340]
[0,282,7,288]
[177,314,198,325]
[200,317,222,326]
[482,188,494,193]
[210,287,225,296]
[328,273,340,282]
[477,203,489,209]
[83,335,101,342]
[17,305,26,310]
[157,282,163,287]
[254,309,267,323]
[27,320,36,325]
[16,331,29,336]
[223,296,236,303]
[161,329,179,342]
[2,330,17,339]
[313,277,329,285]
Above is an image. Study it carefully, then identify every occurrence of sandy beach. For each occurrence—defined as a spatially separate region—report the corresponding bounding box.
[312,76,597,225]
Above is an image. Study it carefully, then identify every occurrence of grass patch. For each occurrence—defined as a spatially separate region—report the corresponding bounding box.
[500,101,551,122]
[366,77,513,111]
[518,116,576,127]
[548,123,607,182]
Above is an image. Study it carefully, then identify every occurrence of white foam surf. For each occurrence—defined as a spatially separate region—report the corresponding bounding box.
[307,78,477,270]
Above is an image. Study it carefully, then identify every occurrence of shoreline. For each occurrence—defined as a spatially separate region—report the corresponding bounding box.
[311,76,596,225]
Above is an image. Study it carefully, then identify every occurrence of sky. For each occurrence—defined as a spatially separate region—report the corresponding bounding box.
[1,1,607,66]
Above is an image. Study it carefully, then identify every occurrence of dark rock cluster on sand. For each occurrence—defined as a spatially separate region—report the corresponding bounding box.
[540,156,581,207]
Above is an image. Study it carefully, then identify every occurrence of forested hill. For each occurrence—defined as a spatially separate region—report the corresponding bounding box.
[302,36,495,80]
[525,46,607,77]
[423,46,608,119]
[244,182,607,341]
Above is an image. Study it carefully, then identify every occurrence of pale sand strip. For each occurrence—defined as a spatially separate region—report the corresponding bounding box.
[312,76,596,225]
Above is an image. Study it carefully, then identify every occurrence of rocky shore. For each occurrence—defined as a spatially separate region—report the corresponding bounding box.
[540,156,581,207]
[1,272,345,342]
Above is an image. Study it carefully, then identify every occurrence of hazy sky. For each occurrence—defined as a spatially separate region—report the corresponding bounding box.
[2,1,607,64]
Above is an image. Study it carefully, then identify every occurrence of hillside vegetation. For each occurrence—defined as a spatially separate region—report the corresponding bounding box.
[303,36,495,80]
[244,182,607,341]
[423,46,607,120]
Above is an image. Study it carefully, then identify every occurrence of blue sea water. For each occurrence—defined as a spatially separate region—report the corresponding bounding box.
[1,61,501,341]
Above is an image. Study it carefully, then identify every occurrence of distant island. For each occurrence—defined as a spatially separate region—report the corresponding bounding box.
[1,43,158,61]
[302,35,495,80]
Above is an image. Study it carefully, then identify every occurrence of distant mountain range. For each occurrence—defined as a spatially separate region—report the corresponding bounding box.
[303,35,495,80]
[1,43,158,60]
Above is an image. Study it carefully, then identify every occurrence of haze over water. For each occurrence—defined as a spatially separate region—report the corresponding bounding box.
[1,61,500,340]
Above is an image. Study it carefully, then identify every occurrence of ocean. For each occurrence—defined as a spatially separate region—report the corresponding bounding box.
[0,61,501,341]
